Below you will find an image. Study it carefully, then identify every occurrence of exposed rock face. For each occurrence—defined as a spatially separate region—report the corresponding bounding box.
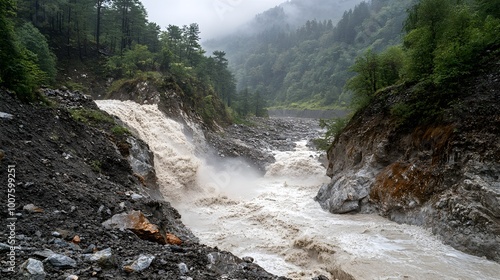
[316,65,500,262]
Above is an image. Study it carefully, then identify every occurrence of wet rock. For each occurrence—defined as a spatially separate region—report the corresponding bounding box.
[123,254,155,273]
[102,210,166,244]
[242,256,254,263]
[207,252,241,274]
[315,172,372,214]
[45,254,77,268]
[312,275,329,280]
[65,275,78,280]
[20,258,46,280]
[126,136,156,187]
[82,244,96,254]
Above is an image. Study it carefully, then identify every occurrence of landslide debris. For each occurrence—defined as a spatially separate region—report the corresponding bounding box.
[0,89,288,280]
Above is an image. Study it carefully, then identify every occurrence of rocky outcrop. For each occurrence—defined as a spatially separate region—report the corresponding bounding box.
[316,64,500,262]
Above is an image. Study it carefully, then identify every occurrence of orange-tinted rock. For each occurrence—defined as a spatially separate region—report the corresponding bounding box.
[102,210,166,245]
[72,235,81,244]
[166,233,182,245]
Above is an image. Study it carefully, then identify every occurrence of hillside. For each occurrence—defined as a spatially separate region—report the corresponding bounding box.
[204,0,415,110]
[0,89,286,279]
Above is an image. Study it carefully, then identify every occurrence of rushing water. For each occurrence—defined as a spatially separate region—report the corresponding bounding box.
[97,100,500,280]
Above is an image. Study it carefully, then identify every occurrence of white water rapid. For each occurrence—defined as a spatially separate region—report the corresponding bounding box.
[96,100,500,280]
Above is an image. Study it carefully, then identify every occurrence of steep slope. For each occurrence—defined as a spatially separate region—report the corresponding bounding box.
[315,58,500,261]
[0,90,285,279]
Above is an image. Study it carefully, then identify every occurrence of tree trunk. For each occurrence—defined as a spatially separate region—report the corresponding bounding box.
[96,0,102,53]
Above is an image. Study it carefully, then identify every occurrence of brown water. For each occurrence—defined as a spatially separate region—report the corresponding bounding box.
[97,100,500,280]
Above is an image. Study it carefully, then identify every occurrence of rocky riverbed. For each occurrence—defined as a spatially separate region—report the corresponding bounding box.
[205,117,326,174]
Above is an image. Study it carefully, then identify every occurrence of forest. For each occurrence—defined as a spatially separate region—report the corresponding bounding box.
[1,0,500,120]
[0,0,235,123]
[207,0,415,110]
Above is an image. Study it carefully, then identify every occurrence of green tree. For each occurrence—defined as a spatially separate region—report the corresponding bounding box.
[183,23,202,66]
[17,22,57,83]
[0,0,43,100]
[403,0,451,80]
[346,49,380,102]
[475,0,500,18]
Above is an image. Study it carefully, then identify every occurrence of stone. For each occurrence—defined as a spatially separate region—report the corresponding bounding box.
[33,249,55,259]
[0,112,14,119]
[0,149,5,161]
[65,275,78,280]
[45,254,77,268]
[130,193,143,200]
[166,233,182,245]
[102,210,166,245]
[83,248,114,267]
[242,256,254,263]
[123,254,155,273]
[20,258,46,280]
[72,235,81,244]
[178,262,189,274]
[23,204,44,213]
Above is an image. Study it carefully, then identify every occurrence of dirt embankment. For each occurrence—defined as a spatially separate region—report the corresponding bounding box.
[0,89,288,280]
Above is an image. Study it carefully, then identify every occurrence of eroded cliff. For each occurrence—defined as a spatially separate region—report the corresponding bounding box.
[316,61,500,262]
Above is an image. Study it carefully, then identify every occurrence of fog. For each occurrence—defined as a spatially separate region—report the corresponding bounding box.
[141,0,284,39]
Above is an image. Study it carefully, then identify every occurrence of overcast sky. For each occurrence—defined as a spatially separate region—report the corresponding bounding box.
[141,0,285,40]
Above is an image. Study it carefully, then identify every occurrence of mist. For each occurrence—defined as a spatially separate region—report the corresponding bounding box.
[141,0,284,39]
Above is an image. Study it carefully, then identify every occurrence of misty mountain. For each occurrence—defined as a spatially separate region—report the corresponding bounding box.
[205,0,416,110]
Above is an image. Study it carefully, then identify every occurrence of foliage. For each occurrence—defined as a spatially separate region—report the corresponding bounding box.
[111,125,130,136]
[313,117,349,151]
[0,0,45,101]
[106,44,155,77]
[70,108,114,125]
[205,0,415,109]
[16,22,57,84]
[403,0,500,83]
[346,46,404,110]
[90,160,102,173]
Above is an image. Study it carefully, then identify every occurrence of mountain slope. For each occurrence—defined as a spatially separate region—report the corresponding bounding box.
[205,0,415,109]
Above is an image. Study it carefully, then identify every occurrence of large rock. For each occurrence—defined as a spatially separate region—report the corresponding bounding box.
[20,258,46,280]
[45,254,77,268]
[126,136,157,188]
[102,210,167,244]
[83,248,114,267]
[123,254,155,273]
